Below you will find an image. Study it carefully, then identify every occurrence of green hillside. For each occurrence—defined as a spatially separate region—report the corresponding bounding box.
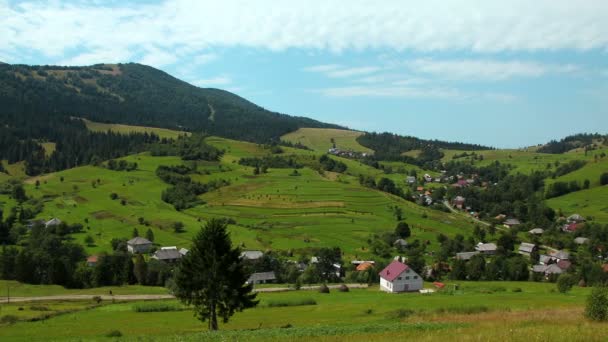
[281,128,373,153]
[546,185,608,222]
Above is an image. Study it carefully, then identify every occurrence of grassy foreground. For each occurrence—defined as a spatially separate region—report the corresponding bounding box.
[0,281,599,341]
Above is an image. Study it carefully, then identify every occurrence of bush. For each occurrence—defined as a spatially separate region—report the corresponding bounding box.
[586,286,608,321]
[436,306,490,315]
[29,305,50,311]
[556,274,576,293]
[132,302,186,312]
[106,330,123,337]
[319,284,330,294]
[266,298,317,308]
[0,315,19,324]
[363,308,373,315]
[387,308,416,319]
[601,172,608,186]
[338,284,350,292]
[92,296,102,304]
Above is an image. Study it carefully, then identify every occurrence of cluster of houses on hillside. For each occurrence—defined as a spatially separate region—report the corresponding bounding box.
[327,147,368,158]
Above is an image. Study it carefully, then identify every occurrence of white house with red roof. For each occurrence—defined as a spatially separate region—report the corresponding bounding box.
[378,260,423,293]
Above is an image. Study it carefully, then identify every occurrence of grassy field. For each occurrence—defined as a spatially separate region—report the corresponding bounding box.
[282,128,373,154]
[0,281,599,341]
[0,280,167,297]
[82,118,189,140]
[547,185,608,222]
[18,134,474,259]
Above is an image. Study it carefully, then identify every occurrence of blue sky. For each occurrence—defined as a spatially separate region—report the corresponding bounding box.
[1,1,607,148]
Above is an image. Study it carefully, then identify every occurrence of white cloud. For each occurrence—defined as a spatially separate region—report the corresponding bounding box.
[190,76,232,87]
[304,64,380,78]
[406,59,580,81]
[303,64,342,73]
[2,0,608,65]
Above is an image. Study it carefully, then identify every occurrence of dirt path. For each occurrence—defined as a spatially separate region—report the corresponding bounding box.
[0,284,370,303]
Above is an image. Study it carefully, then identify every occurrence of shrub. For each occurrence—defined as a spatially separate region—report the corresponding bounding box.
[106,330,123,337]
[92,296,102,304]
[338,284,350,292]
[586,286,608,321]
[363,308,374,315]
[29,305,50,311]
[132,302,186,312]
[600,172,608,186]
[556,274,576,293]
[0,315,19,324]
[266,298,317,308]
[387,308,416,319]
[319,284,330,294]
[436,306,490,315]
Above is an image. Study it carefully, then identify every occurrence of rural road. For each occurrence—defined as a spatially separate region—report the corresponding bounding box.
[0,284,369,303]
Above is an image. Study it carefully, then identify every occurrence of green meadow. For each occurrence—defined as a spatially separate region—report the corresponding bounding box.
[82,118,190,140]
[547,185,608,222]
[0,281,601,341]
[281,128,373,153]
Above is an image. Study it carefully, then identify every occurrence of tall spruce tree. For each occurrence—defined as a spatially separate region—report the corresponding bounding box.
[174,219,258,330]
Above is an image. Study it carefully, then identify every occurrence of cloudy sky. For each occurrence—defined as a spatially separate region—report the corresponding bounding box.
[1,0,607,147]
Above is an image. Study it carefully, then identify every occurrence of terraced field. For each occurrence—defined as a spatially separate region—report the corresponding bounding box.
[282,128,372,153]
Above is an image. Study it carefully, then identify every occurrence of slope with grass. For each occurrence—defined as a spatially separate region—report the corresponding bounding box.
[282,128,373,153]
[82,118,189,140]
[0,282,597,341]
[546,185,608,223]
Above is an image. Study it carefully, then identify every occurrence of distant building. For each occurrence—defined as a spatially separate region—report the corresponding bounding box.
[393,239,408,250]
[518,243,537,256]
[127,237,152,254]
[406,176,417,184]
[241,250,264,261]
[574,237,590,245]
[45,218,62,228]
[152,247,183,263]
[475,242,497,255]
[356,262,375,272]
[247,271,277,285]
[456,251,480,261]
[504,218,521,228]
[567,214,586,224]
[528,228,544,235]
[453,196,466,210]
[86,255,98,267]
[379,261,423,293]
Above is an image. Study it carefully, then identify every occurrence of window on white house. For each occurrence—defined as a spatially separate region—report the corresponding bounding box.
[414,276,419,279]
[406,276,410,280]
[397,277,402,280]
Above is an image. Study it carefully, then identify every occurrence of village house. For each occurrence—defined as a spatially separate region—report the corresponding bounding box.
[528,228,544,235]
[533,264,564,277]
[574,237,590,245]
[86,255,98,267]
[393,239,408,250]
[247,271,277,285]
[152,247,183,263]
[456,251,480,261]
[406,176,417,184]
[562,222,579,233]
[45,217,62,228]
[550,250,570,261]
[504,218,521,228]
[179,248,189,256]
[127,237,153,254]
[567,214,586,224]
[241,250,264,261]
[423,174,433,182]
[356,262,375,272]
[475,242,497,255]
[518,243,537,256]
[351,260,375,266]
[452,196,466,210]
[379,260,423,293]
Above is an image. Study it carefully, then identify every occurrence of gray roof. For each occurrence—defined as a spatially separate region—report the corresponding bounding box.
[475,243,497,252]
[153,248,182,261]
[574,237,590,244]
[45,218,62,227]
[393,239,408,247]
[504,218,521,226]
[528,228,544,235]
[518,243,536,254]
[179,248,189,255]
[551,250,570,260]
[539,255,552,264]
[568,214,585,222]
[127,237,152,246]
[241,250,264,260]
[247,272,276,283]
[456,251,480,260]
[533,264,563,275]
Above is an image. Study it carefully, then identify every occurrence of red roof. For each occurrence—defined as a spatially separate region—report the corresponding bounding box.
[379,261,409,282]
[433,282,446,289]
[87,255,98,263]
[356,262,374,272]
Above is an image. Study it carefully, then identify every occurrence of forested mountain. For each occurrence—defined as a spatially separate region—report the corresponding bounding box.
[0,63,340,143]
[538,133,607,154]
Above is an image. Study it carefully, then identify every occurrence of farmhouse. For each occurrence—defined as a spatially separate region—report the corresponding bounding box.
[179,248,189,256]
[456,251,480,261]
[393,239,408,250]
[574,237,590,245]
[423,174,433,182]
[550,250,570,261]
[406,176,417,184]
[453,196,466,210]
[241,250,264,261]
[528,228,544,235]
[567,214,586,223]
[86,255,98,267]
[533,264,564,277]
[475,242,497,255]
[356,262,374,272]
[518,243,537,256]
[247,271,277,285]
[504,218,521,228]
[379,260,423,293]
[152,247,183,263]
[127,237,152,254]
[45,217,62,228]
